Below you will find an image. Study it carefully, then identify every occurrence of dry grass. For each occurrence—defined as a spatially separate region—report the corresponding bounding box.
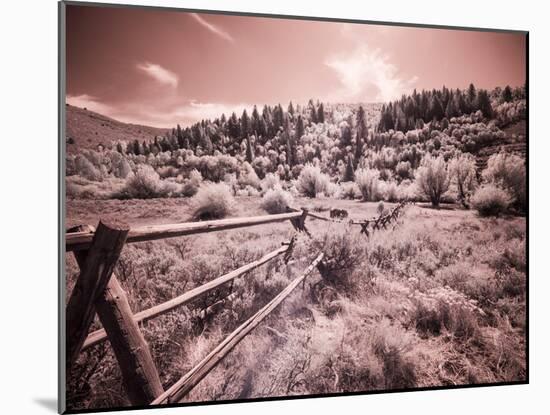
[65,196,526,410]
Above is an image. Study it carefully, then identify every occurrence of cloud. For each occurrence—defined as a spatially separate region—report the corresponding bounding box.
[190,13,234,43]
[325,45,417,103]
[66,94,114,114]
[136,62,179,88]
[66,93,253,128]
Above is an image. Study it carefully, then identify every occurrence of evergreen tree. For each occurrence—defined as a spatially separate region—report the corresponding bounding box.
[241,109,250,138]
[245,134,254,163]
[133,139,141,155]
[288,101,295,116]
[343,155,355,182]
[295,115,305,142]
[116,142,124,154]
[317,103,325,123]
[355,106,367,164]
[476,89,493,118]
[501,85,513,103]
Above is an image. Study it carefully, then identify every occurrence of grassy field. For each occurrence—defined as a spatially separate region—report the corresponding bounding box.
[65,196,526,410]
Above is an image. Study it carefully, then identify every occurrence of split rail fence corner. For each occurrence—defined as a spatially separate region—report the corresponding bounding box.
[64,201,411,407]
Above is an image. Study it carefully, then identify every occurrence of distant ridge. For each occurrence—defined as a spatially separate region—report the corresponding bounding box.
[65,104,169,153]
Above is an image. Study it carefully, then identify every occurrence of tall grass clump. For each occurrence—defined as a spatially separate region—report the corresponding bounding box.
[414,154,450,207]
[117,165,166,199]
[470,184,513,216]
[482,152,526,211]
[191,182,234,221]
[296,164,330,198]
[261,186,294,214]
[181,169,202,197]
[355,168,381,201]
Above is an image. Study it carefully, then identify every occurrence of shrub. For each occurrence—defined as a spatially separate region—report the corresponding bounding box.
[181,169,202,197]
[117,165,167,199]
[260,173,281,194]
[449,153,477,207]
[482,152,526,211]
[310,227,366,290]
[414,154,450,207]
[75,154,103,181]
[355,168,381,201]
[470,184,513,216]
[191,183,234,220]
[296,164,330,198]
[237,162,261,190]
[261,186,294,214]
[340,182,359,199]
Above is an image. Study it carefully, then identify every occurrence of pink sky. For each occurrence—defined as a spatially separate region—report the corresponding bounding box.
[65,5,526,128]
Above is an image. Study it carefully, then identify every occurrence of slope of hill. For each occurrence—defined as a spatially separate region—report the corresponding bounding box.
[65,104,168,153]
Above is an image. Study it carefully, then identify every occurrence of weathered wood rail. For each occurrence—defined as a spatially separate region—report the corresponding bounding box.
[66,211,303,252]
[65,202,410,407]
[65,210,311,407]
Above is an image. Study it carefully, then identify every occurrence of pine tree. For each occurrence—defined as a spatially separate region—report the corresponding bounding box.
[133,139,141,155]
[317,103,325,123]
[116,142,124,154]
[355,106,367,164]
[476,89,493,118]
[288,101,295,116]
[241,109,250,138]
[501,85,513,103]
[343,155,355,182]
[295,115,305,142]
[244,134,253,162]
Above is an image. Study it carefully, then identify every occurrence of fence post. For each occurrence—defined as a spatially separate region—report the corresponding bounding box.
[95,277,164,405]
[66,221,129,370]
[68,223,164,405]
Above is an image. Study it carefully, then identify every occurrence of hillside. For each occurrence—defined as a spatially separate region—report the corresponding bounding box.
[65,104,168,153]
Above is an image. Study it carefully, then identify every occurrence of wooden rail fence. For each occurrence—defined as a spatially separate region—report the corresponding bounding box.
[65,202,411,407]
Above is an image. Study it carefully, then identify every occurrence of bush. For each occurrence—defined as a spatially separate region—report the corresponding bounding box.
[181,169,202,197]
[260,173,281,194]
[117,165,167,199]
[482,152,526,211]
[309,227,367,290]
[470,184,513,216]
[191,183,234,221]
[340,182,359,199]
[414,154,450,207]
[449,153,477,207]
[355,168,381,201]
[237,162,261,190]
[296,164,330,198]
[75,154,103,181]
[261,186,294,214]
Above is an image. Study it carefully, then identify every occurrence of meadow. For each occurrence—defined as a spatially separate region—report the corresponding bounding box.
[66,195,526,409]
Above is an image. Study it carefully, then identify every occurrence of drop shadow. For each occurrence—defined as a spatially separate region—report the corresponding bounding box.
[34,398,57,413]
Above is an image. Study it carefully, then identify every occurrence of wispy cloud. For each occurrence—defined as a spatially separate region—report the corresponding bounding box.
[66,94,252,128]
[190,13,234,43]
[136,62,179,88]
[66,94,114,114]
[325,45,417,102]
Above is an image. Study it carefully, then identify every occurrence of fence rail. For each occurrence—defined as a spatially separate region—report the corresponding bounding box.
[151,253,325,405]
[66,211,303,251]
[81,244,290,351]
[66,201,411,407]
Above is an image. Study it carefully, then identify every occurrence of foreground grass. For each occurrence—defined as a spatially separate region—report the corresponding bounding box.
[65,197,526,410]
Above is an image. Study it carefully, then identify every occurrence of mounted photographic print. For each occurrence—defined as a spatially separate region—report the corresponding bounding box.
[59,1,528,413]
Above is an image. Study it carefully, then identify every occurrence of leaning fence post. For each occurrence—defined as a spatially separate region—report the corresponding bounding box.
[68,223,164,405]
[95,277,164,405]
[66,221,129,370]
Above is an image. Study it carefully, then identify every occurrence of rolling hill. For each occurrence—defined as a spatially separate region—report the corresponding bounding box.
[65,104,168,153]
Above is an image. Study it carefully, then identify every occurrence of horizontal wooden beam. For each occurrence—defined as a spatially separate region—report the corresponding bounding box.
[151,252,325,405]
[66,211,303,252]
[81,244,289,351]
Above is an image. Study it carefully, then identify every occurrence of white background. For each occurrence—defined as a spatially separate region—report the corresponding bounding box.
[0,0,546,413]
